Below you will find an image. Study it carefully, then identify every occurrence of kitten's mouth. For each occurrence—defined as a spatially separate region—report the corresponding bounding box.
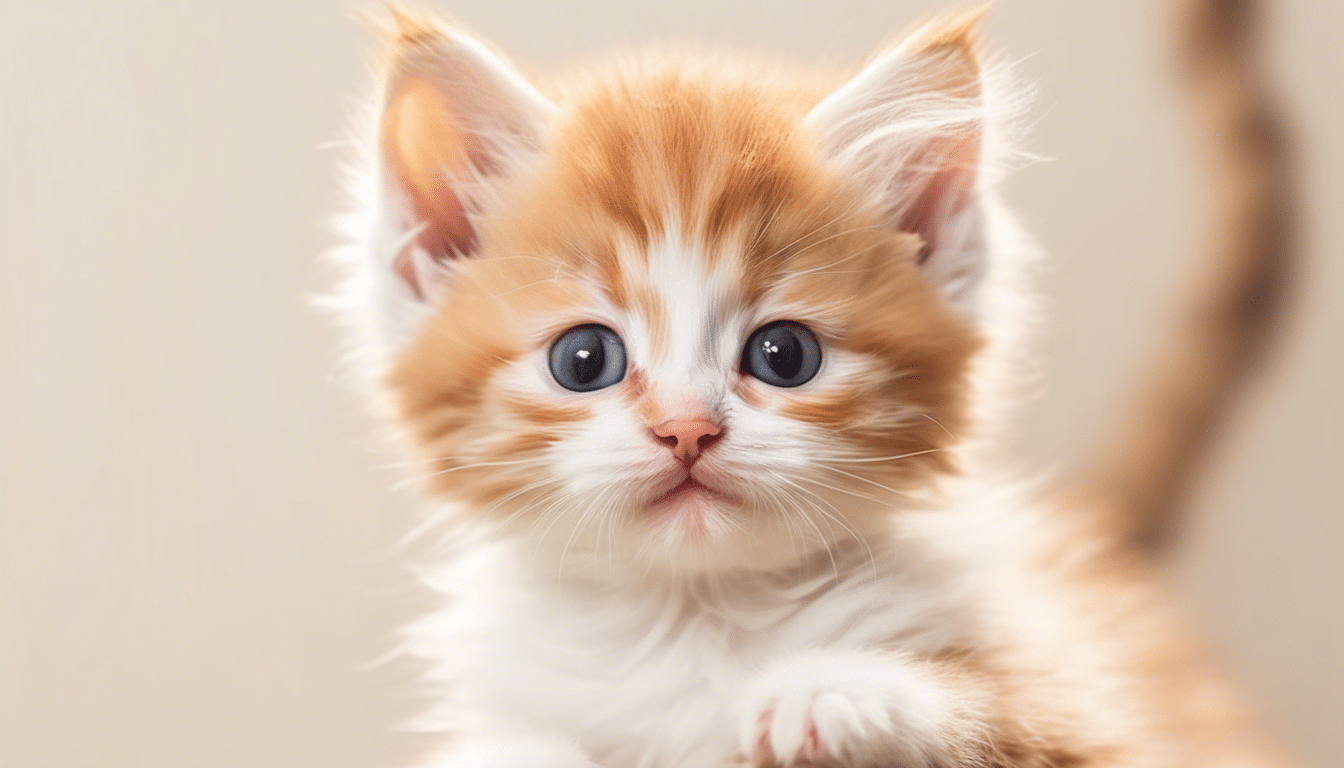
[648,475,732,510]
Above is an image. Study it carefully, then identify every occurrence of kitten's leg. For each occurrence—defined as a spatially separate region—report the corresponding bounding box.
[737,649,988,768]
[420,734,602,768]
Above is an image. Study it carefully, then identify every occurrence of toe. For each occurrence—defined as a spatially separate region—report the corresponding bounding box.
[811,692,863,761]
[769,695,811,765]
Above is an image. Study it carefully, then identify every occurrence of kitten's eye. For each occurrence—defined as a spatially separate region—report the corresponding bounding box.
[549,325,627,392]
[741,321,822,388]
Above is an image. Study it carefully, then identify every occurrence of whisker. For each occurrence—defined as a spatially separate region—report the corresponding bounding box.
[818,448,947,464]
[782,479,878,581]
[793,473,890,505]
[426,458,539,476]
[484,478,567,530]
[783,238,883,278]
[389,458,541,494]
[788,492,841,580]
[758,485,806,567]
[559,485,617,576]
[819,466,912,498]
[922,413,958,440]
[764,194,876,262]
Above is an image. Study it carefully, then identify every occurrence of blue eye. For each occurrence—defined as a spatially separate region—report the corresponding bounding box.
[741,321,822,387]
[549,325,627,392]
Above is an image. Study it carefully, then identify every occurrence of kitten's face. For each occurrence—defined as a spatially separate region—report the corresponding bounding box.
[387,78,982,573]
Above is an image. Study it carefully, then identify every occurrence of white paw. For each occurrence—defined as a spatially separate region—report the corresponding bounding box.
[737,650,958,767]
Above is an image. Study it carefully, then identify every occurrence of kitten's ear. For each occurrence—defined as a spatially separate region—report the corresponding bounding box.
[376,12,555,298]
[804,10,990,309]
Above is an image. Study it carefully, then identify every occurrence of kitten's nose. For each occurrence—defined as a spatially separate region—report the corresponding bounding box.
[653,419,723,464]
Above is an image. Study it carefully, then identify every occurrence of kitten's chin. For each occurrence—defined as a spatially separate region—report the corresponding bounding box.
[635,482,849,575]
[646,478,736,540]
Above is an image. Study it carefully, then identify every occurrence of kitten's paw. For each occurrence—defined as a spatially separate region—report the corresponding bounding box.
[744,689,875,766]
[737,650,961,767]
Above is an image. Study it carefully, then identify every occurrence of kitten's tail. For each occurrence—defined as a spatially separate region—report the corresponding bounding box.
[1079,0,1297,554]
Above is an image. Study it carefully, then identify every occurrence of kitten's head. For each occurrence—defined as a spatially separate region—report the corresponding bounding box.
[341,10,1019,574]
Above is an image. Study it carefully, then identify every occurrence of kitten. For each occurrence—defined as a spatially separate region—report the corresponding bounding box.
[329,8,1287,768]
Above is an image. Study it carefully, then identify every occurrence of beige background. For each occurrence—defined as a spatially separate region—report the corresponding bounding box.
[2,1,1340,766]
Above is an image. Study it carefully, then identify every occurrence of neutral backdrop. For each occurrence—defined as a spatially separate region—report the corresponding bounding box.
[2,2,1340,767]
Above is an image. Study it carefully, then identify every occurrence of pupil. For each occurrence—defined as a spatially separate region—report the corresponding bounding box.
[569,331,604,383]
[761,328,803,380]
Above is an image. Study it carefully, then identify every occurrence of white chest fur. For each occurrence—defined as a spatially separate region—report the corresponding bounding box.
[408,536,974,768]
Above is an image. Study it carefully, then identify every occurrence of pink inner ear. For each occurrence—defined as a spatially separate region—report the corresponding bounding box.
[383,77,482,297]
[392,243,434,300]
[900,136,979,265]
[391,187,478,299]
[405,170,479,260]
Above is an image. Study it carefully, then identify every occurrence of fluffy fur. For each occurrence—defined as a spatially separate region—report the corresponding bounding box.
[327,8,1286,768]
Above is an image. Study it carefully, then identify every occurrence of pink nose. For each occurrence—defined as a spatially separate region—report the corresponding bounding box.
[653,419,723,464]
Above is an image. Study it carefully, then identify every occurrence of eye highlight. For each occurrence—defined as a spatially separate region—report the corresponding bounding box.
[741,321,822,388]
[549,325,627,392]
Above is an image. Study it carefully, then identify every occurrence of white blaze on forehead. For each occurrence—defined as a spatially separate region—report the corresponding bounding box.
[627,236,745,404]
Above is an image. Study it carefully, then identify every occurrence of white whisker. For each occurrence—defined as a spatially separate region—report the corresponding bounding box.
[819,448,947,464]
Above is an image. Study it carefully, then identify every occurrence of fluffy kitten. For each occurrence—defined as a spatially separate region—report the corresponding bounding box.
[330,9,1286,768]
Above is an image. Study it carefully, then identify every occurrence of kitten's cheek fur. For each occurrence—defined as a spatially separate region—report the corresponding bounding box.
[424,734,600,768]
[736,649,979,768]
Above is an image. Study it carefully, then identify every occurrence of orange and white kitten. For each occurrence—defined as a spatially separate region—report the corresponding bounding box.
[331,9,1284,768]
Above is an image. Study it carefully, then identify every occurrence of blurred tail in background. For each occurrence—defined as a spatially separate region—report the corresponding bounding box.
[1080,0,1297,555]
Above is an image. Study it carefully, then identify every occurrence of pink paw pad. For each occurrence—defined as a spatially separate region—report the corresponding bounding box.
[753,705,831,766]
